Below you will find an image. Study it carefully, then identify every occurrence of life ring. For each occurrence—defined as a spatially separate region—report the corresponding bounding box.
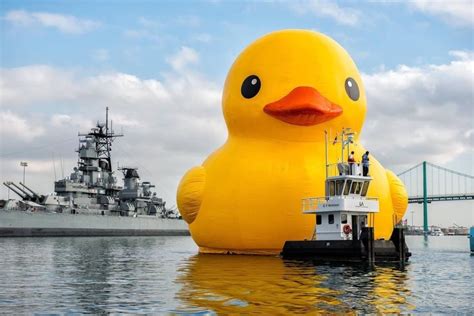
[343,224,352,235]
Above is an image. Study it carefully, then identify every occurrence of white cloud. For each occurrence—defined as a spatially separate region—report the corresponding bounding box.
[289,0,360,26]
[50,114,72,127]
[409,0,474,27]
[361,50,474,171]
[0,65,78,106]
[4,10,100,34]
[0,111,45,142]
[449,50,474,60]
[166,46,199,71]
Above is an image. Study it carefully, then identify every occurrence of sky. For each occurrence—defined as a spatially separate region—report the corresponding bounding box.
[0,0,473,227]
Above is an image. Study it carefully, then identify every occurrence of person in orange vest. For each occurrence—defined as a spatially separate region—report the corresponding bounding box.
[348,151,355,175]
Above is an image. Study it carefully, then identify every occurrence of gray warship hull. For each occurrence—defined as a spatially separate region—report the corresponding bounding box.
[0,210,189,237]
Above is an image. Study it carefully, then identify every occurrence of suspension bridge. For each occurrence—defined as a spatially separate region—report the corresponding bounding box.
[397,161,473,234]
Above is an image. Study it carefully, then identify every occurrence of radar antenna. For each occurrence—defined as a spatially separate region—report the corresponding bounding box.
[78,107,123,173]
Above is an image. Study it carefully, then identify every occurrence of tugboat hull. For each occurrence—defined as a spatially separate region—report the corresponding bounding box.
[282,228,411,263]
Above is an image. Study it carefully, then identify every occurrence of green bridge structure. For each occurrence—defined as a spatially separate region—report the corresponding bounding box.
[397,161,473,235]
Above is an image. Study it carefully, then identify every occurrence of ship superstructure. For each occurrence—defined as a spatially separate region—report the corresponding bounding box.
[55,109,123,202]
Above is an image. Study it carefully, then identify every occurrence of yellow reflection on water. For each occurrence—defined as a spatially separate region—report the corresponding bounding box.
[371,267,415,313]
[175,254,415,314]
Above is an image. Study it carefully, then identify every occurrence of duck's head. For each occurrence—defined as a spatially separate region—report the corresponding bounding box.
[222,29,366,142]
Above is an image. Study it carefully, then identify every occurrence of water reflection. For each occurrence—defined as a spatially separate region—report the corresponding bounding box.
[51,237,173,314]
[176,254,414,314]
[52,238,115,313]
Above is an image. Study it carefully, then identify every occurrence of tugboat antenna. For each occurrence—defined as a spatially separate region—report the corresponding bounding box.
[324,130,328,180]
[341,127,345,164]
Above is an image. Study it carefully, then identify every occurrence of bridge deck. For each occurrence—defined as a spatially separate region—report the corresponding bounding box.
[408,194,474,203]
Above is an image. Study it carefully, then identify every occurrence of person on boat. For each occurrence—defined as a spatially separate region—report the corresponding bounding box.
[362,151,370,176]
[348,151,355,174]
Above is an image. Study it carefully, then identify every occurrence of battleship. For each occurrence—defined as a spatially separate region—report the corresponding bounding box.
[0,108,189,237]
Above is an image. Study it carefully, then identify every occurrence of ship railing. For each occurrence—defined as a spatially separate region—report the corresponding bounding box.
[302,197,327,213]
[327,162,366,177]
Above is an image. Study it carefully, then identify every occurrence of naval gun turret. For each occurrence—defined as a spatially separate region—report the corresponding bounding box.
[2,182,44,204]
[118,167,167,216]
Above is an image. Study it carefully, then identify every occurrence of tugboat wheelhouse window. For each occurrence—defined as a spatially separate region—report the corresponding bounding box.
[316,215,322,225]
[361,181,369,197]
[329,180,335,196]
[350,182,356,194]
[344,180,352,195]
[341,214,347,224]
[328,214,334,224]
[336,180,344,195]
[350,181,362,194]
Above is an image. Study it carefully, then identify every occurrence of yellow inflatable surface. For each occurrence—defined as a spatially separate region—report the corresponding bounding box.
[177,29,408,254]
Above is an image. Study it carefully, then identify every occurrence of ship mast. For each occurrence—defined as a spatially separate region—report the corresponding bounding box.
[78,107,123,173]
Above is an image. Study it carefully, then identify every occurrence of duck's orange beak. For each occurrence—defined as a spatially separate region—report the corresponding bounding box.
[263,86,343,126]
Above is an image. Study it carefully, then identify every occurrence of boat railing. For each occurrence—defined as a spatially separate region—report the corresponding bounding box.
[327,162,365,177]
[301,197,327,213]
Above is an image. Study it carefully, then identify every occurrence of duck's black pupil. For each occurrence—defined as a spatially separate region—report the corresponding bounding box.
[345,78,359,101]
[241,75,261,99]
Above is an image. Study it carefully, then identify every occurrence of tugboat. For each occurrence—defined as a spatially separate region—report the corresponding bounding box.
[0,108,188,237]
[281,128,411,264]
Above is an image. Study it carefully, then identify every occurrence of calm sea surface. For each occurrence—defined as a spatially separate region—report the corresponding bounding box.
[0,236,472,314]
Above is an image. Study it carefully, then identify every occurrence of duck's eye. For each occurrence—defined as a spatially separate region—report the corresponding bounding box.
[241,75,261,99]
[345,77,359,101]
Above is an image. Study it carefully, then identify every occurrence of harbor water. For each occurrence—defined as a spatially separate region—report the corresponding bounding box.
[0,236,472,314]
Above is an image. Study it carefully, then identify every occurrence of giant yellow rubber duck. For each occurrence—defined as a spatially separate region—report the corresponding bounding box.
[177,29,408,254]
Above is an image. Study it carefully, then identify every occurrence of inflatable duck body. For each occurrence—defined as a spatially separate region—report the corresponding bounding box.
[177,30,408,254]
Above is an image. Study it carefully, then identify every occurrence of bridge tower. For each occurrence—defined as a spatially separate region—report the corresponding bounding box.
[422,161,428,234]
